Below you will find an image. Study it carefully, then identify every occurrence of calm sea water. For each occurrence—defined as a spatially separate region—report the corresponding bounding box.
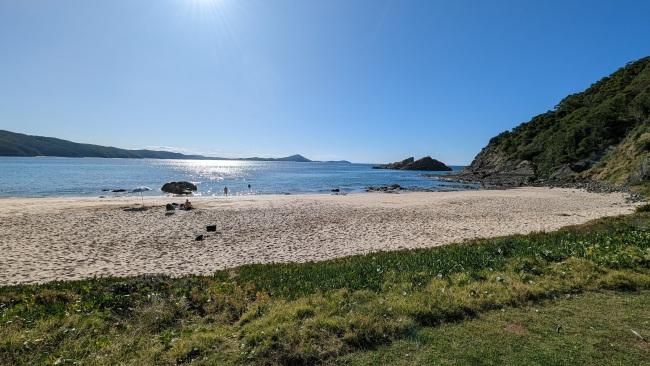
[0,157,475,197]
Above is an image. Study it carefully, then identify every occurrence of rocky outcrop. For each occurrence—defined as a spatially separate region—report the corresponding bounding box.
[366,184,403,192]
[452,144,536,186]
[161,181,197,195]
[375,157,415,170]
[373,156,452,171]
[630,157,650,184]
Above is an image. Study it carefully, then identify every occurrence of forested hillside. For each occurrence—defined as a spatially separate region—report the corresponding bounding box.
[462,56,650,186]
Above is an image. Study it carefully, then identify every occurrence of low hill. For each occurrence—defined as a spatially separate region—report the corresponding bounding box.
[243,154,311,163]
[460,56,650,186]
[0,130,312,162]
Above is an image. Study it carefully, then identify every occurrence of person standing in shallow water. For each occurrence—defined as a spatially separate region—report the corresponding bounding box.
[224,186,229,196]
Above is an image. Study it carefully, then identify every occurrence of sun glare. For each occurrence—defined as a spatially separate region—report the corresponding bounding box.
[183,0,233,26]
[187,0,223,9]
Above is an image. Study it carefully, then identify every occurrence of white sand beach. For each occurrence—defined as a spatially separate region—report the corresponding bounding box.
[0,187,638,285]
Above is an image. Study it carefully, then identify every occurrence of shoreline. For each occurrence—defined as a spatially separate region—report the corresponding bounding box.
[0,188,481,210]
[0,187,639,285]
[0,183,479,201]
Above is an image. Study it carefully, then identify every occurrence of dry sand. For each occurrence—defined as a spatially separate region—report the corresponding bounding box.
[0,187,638,285]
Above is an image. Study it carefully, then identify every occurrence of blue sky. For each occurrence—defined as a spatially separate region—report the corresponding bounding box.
[1,0,649,164]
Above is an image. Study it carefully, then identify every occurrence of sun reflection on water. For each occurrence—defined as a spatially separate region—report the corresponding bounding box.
[157,160,265,196]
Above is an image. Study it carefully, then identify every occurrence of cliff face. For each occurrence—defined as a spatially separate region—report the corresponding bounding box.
[461,56,650,186]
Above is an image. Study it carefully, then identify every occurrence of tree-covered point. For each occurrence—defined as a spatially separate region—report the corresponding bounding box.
[473,56,650,183]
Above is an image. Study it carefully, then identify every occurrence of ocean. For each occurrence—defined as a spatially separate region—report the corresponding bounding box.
[0,157,476,197]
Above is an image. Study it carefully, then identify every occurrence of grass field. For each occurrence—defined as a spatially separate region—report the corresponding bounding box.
[330,290,650,365]
[1,205,650,365]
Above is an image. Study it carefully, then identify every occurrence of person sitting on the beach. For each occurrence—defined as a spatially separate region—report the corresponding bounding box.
[183,199,193,210]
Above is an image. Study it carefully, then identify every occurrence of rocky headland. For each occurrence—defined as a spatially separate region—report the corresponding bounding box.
[446,56,650,202]
[373,156,452,171]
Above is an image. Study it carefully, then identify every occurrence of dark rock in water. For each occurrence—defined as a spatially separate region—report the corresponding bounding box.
[161,181,197,195]
[195,234,204,241]
[111,189,127,193]
[165,203,175,211]
[408,157,452,171]
[373,156,452,171]
[101,189,110,192]
[366,184,402,192]
[331,188,340,193]
[206,225,217,232]
[375,157,414,170]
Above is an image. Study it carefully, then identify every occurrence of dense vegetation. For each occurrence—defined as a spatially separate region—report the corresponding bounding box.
[0,130,311,162]
[469,56,650,184]
[2,209,649,365]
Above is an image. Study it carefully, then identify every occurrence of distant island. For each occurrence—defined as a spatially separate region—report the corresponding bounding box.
[0,130,318,162]
[373,156,452,171]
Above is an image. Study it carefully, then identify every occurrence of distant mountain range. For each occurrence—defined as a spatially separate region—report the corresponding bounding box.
[0,130,323,163]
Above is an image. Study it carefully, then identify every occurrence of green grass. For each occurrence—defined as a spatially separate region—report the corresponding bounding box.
[1,211,650,365]
[329,290,650,365]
